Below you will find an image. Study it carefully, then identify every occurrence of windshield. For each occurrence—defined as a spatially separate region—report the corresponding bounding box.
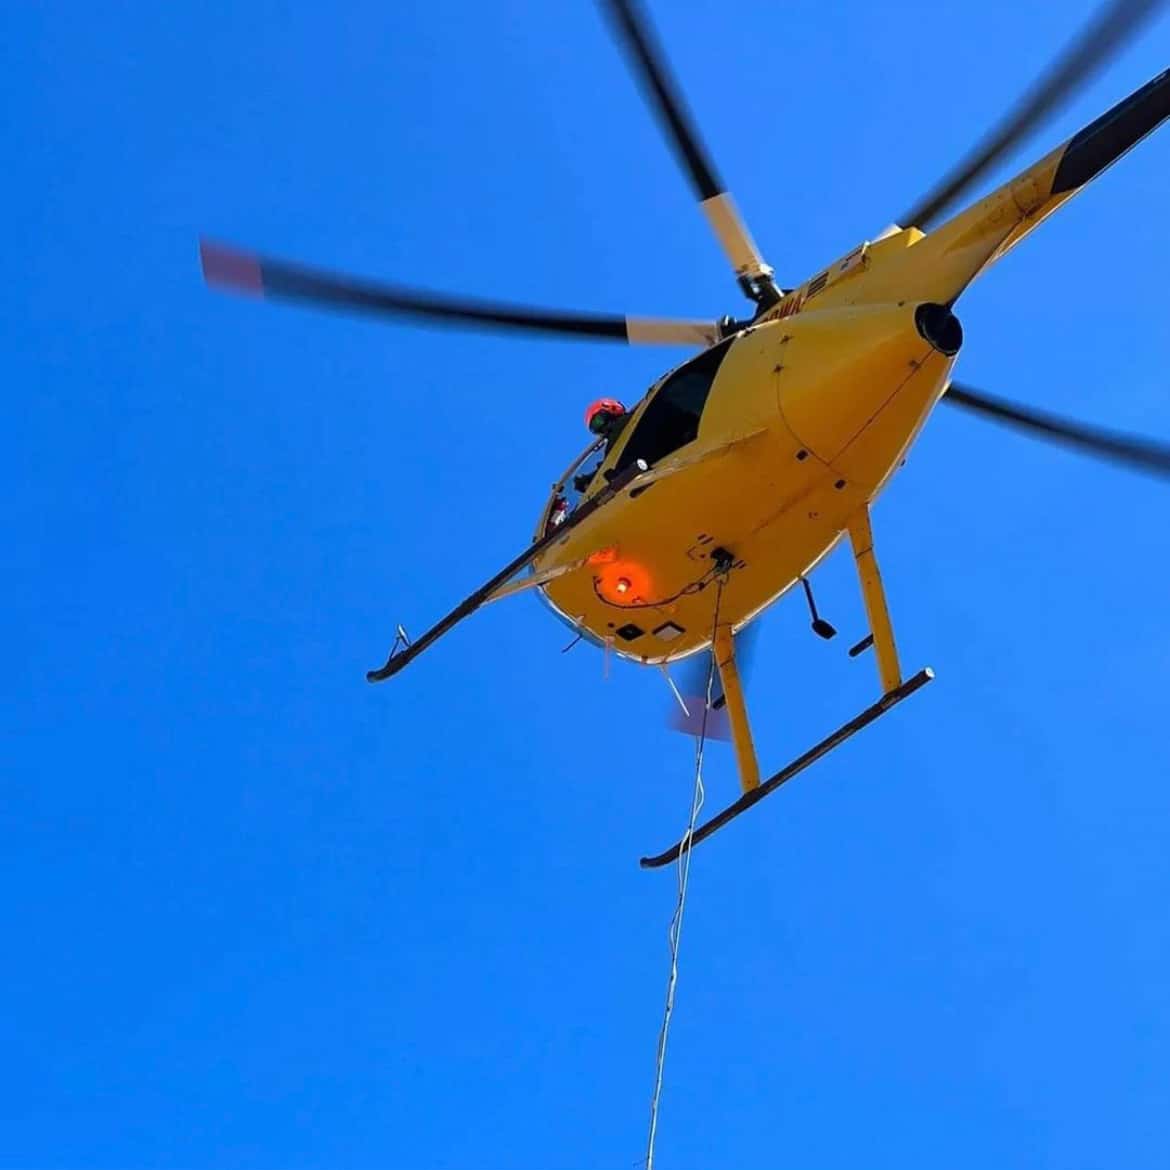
[537,438,606,539]
[611,337,731,475]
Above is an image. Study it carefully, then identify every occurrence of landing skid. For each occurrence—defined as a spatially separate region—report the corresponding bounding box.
[639,668,934,869]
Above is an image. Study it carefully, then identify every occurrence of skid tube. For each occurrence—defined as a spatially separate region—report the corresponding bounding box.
[640,668,934,869]
[367,459,647,682]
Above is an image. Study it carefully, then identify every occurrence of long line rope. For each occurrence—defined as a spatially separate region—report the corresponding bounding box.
[643,577,725,1170]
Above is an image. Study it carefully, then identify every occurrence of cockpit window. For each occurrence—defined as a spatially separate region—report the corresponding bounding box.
[538,339,734,539]
[612,338,732,474]
[540,439,605,536]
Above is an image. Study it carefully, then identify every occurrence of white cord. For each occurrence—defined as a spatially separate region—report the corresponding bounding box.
[659,663,691,718]
[643,581,723,1170]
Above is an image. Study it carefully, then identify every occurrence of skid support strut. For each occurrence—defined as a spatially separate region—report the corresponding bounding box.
[641,506,932,869]
[713,624,760,793]
[847,507,902,695]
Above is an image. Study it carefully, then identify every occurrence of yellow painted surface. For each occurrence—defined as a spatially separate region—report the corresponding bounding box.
[531,110,1155,667]
[713,624,760,792]
[847,509,902,695]
[534,301,952,663]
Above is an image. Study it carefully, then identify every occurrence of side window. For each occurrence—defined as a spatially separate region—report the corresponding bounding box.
[613,339,732,473]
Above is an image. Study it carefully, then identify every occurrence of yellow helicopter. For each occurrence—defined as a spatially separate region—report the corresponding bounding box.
[201,0,1170,866]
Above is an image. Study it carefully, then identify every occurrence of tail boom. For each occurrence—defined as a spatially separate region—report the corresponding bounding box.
[845,68,1170,309]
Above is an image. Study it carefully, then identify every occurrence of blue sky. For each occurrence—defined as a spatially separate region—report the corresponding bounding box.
[4,1,1170,1166]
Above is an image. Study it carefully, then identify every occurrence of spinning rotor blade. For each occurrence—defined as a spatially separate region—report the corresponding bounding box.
[665,622,760,740]
[901,0,1168,230]
[200,240,721,347]
[944,381,1170,479]
[600,0,777,297]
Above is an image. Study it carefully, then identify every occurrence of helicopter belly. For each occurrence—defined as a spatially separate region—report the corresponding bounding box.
[538,305,954,662]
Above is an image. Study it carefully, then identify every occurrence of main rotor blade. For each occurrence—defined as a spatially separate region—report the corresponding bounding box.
[200,240,721,347]
[944,381,1170,479]
[600,0,777,295]
[901,0,1168,230]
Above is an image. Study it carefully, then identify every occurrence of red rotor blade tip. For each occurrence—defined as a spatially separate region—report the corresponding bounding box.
[199,239,264,296]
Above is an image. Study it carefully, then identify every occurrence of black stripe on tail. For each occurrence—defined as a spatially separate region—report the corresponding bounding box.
[1052,68,1170,194]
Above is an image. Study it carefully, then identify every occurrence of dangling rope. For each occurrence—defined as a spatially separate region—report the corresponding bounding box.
[643,577,725,1170]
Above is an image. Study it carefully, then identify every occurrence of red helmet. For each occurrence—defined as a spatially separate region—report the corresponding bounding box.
[585,397,627,434]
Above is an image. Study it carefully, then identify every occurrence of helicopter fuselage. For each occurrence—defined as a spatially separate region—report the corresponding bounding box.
[534,290,955,662]
[531,132,1094,663]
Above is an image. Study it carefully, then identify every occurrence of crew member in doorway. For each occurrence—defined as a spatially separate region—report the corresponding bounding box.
[585,397,629,444]
[574,398,630,494]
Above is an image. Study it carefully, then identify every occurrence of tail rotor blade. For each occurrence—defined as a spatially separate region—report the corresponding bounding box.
[664,622,760,741]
